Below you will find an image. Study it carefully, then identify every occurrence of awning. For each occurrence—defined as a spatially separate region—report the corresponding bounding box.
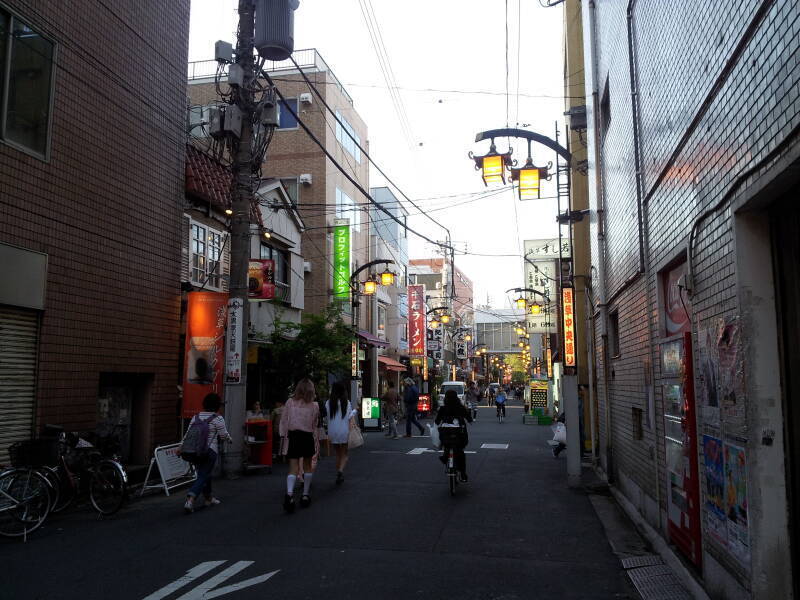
[378,355,407,371]
[357,330,389,348]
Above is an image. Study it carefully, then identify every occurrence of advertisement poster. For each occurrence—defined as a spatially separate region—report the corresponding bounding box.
[702,435,727,544]
[183,291,227,417]
[225,297,244,384]
[248,259,275,299]
[523,239,559,334]
[333,218,350,299]
[407,285,426,358]
[697,324,721,427]
[662,262,691,336]
[718,317,746,422]
[724,442,750,564]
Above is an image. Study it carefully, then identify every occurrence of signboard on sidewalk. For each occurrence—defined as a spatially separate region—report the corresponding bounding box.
[139,443,196,497]
[183,291,227,418]
[225,297,244,383]
[333,218,350,299]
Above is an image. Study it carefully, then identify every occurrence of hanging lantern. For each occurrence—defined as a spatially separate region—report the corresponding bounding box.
[515,297,527,310]
[469,139,512,186]
[439,313,451,324]
[429,319,440,329]
[517,162,541,200]
[530,303,542,315]
[363,279,377,295]
[380,268,395,286]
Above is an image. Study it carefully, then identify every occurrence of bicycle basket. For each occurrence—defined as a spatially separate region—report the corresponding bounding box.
[8,438,60,468]
[437,427,465,447]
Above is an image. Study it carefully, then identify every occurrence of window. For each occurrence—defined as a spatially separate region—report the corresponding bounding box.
[277,98,298,129]
[632,407,643,440]
[279,177,299,206]
[0,9,54,157]
[600,76,611,143]
[190,221,224,289]
[609,309,620,358]
[336,188,360,231]
[335,110,361,163]
[260,243,290,301]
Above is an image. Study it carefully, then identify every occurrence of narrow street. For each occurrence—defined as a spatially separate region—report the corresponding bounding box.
[2,403,636,600]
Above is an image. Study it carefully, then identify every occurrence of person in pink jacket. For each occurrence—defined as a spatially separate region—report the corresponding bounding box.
[279,378,319,512]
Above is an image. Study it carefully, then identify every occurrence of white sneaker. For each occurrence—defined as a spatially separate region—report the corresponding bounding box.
[183,497,194,514]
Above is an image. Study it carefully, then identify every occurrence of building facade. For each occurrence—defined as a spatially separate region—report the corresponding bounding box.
[582,1,800,597]
[0,1,190,465]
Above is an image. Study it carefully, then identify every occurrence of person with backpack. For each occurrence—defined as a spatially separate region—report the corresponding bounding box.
[180,392,232,514]
[279,378,319,512]
[326,381,357,485]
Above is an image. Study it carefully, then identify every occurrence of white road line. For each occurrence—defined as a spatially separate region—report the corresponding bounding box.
[481,443,509,449]
[142,561,225,600]
[204,570,280,599]
[407,447,476,454]
[174,561,253,600]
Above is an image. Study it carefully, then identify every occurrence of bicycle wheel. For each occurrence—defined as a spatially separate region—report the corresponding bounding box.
[37,467,61,513]
[48,465,76,514]
[0,468,51,537]
[448,470,457,496]
[89,461,127,515]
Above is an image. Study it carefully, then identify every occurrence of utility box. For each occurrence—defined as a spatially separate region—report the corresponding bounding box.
[209,105,243,139]
[255,0,299,61]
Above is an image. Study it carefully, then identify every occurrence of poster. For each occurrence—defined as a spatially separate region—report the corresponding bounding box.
[702,435,727,544]
[697,324,721,427]
[523,239,559,334]
[248,259,275,299]
[662,262,691,336]
[407,285,426,358]
[718,318,745,422]
[724,442,750,564]
[183,291,227,417]
[225,297,244,384]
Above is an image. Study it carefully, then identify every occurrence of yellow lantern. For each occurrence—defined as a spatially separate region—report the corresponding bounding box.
[429,319,440,329]
[481,154,505,185]
[363,279,377,295]
[518,165,541,200]
[380,269,395,286]
[515,297,527,310]
[440,314,451,324]
[465,334,472,342]
[518,342,524,348]
[530,303,541,315]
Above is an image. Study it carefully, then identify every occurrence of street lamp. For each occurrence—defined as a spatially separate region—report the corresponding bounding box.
[363,278,378,295]
[515,296,527,310]
[469,138,513,186]
[380,267,395,287]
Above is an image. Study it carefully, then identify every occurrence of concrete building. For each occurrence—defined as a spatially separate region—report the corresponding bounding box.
[187,49,371,326]
[0,1,190,465]
[582,1,800,597]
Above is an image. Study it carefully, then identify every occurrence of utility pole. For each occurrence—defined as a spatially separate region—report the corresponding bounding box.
[224,0,257,475]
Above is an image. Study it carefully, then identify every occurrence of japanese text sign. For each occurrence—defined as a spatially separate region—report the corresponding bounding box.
[333,218,350,299]
[407,285,426,357]
[562,287,576,367]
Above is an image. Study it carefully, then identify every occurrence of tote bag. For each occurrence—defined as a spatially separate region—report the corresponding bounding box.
[348,417,364,449]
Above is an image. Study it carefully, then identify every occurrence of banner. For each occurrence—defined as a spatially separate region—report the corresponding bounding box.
[225,297,244,384]
[183,291,227,417]
[408,284,426,358]
[333,218,350,299]
[248,259,275,299]
[523,239,559,334]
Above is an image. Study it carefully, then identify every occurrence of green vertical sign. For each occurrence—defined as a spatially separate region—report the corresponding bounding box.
[333,218,350,299]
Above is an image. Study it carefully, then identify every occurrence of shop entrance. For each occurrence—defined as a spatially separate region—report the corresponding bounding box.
[770,192,800,596]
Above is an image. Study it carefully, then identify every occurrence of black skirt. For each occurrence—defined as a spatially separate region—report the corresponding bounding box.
[287,430,315,458]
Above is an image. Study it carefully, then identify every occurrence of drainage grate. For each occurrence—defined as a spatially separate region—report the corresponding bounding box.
[627,566,692,600]
[621,555,663,569]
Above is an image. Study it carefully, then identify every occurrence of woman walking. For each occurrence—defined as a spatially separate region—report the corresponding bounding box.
[326,381,357,485]
[279,378,319,512]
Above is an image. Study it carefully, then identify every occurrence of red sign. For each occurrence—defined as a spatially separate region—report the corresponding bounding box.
[408,285,426,358]
[663,262,690,336]
[562,287,576,367]
[248,259,275,299]
[183,291,228,417]
[417,394,431,412]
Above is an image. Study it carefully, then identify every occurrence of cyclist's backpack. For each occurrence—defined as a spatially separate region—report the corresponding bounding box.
[179,414,216,464]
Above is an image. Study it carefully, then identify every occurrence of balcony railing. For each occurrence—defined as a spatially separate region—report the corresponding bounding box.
[187,48,353,106]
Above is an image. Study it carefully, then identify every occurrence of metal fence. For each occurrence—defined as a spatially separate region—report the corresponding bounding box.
[187,48,353,106]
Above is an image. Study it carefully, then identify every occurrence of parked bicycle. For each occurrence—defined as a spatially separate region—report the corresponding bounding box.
[0,439,56,538]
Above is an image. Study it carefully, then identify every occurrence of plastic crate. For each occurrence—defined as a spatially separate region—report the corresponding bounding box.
[523,415,539,425]
[8,438,60,468]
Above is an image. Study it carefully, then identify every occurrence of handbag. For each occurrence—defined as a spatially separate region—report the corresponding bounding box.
[348,417,364,449]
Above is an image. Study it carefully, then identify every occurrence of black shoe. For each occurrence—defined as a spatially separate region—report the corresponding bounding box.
[283,494,295,513]
[438,456,447,465]
[336,471,344,485]
[459,472,469,483]
[300,495,311,508]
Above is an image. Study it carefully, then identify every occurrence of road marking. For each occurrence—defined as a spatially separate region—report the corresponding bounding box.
[407,447,476,454]
[144,561,279,600]
[481,443,509,449]
[369,450,402,454]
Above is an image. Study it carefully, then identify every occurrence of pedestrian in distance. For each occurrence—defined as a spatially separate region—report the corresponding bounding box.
[435,389,473,482]
[466,380,481,420]
[402,377,426,437]
[381,380,400,439]
[279,378,320,512]
[326,381,358,485]
[181,392,232,514]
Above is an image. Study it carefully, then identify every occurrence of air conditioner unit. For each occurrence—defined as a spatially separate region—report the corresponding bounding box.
[299,92,313,104]
[303,261,312,273]
[299,173,312,185]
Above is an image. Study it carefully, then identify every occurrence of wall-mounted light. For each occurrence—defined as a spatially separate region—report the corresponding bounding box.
[469,139,513,186]
[380,268,395,286]
[363,279,377,295]
[225,208,233,216]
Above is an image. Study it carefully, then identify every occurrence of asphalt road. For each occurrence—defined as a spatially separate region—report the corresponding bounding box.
[1,403,637,600]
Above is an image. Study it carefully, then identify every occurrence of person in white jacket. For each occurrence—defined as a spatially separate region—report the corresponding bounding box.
[326,381,358,485]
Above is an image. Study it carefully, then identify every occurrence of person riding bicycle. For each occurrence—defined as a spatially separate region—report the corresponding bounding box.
[495,388,507,419]
[435,390,473,482]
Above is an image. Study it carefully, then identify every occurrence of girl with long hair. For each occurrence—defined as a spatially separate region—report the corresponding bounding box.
[325,381,357,485]
[279,378,319,512]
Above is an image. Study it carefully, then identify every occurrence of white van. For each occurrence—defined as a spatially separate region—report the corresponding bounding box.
[437,381,467,407]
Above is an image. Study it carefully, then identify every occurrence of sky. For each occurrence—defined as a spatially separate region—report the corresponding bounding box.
[188,0,567,309]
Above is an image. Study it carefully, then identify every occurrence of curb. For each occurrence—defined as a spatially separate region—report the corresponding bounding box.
[608,485,711,600]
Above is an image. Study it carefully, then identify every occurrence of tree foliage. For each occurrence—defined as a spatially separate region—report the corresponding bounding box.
[267,303,353,400]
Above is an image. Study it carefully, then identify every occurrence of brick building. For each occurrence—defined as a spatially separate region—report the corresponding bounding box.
[581,0,799,597]
[0,1,190,464]
[187,49,371,326]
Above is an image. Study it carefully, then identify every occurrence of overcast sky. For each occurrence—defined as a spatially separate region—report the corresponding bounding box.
[189,0,567,309]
